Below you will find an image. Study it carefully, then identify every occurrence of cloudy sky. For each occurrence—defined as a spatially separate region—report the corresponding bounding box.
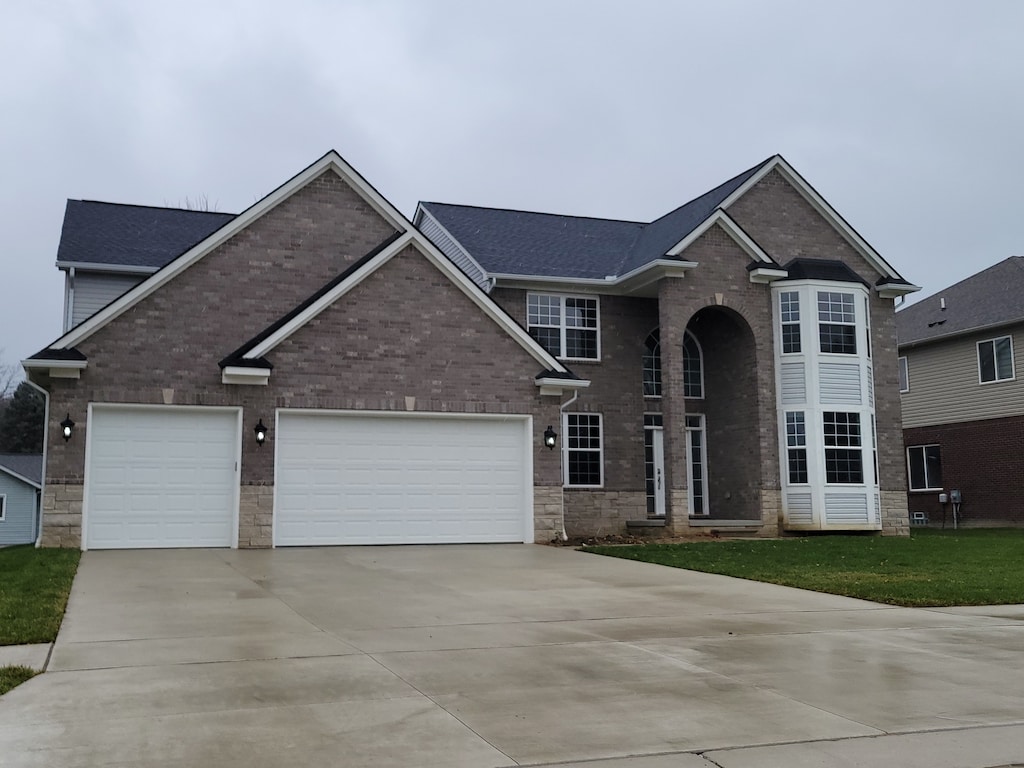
[1,0,1021,377]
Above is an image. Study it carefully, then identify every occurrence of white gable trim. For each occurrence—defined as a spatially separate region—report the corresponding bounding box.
[414,204,491,291]
[665,209,775,263]
[48,151,407,351]
[718,155,904,280]
[0,464,41,490]
[56,261,159,275]
[242,230,575,378]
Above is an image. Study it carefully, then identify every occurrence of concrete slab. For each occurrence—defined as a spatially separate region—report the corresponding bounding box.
[0,643,50,670]
[3,545,1024,767]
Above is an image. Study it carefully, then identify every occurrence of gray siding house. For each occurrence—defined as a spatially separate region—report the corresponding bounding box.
[897,257,1024,526]
[0,454,42,545]
[27,150,918,550]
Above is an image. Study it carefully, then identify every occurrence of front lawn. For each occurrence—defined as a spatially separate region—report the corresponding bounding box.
[0,545,81,645]
[584,528,1024,606]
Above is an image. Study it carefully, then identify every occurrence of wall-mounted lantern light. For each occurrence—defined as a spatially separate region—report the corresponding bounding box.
[60,413,75,442]
[254,418,268,447]
[544,425,557,450]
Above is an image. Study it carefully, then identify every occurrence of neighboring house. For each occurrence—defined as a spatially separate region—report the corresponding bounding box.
[24,150,918,551]
[0,454,42,545]
[896,257,1024,526]
[57,201,233,331]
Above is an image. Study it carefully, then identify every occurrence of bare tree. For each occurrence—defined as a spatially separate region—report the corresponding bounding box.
[0,349,21,398]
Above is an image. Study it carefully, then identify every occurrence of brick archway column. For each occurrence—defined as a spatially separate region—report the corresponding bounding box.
[658,278,693,534]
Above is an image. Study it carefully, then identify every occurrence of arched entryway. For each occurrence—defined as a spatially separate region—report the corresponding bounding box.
[684,306,762,521]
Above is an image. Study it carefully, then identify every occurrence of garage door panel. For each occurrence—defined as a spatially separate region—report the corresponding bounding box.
[85,408,237,549]
[276,413,529,546]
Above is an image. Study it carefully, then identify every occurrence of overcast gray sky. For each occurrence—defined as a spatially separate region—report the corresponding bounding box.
[2,0,1021,375]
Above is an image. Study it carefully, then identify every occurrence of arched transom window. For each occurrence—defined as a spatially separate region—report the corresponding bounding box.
[642,328,703,399]
[643,329,661,397]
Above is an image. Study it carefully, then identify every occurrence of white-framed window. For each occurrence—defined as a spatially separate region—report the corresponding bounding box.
[0,494,5,521]
[898,356,909,393]
[643,329,661,397]
[527,293,599,360]
[785,411,808,484]
[683,330,703,398]
[823,411,863,484]
[564,413,603,487]
[978,336,1014,383]
[817,291,857,355]
[780,291,801,353]
[907,445,943,491]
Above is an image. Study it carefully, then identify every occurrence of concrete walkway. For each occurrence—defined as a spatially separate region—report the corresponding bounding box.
[1,545,1023,767]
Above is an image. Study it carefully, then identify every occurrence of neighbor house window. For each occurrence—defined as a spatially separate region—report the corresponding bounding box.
[907,445,942,491]
[823,411,863,483]
[643,329,661,397]
[818,291,857,354]
[564,413,603,487]
[780,291,801,353]
[978,336,1014,383]
[527,293,599,360]
[0,494,5,521]
[898,356,909,393]
[683,330,703,398]
[785,412,808,484]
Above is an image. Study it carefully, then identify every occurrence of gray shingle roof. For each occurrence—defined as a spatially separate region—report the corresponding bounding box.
[0,454,43,486]
[58,200,236,269]
[896,256,1024,347]
[420,157,773,280]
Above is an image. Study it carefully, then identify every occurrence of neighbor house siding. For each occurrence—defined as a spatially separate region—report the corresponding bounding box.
[0,474,38,545]
[71,272,147,328]
[900,324,1024,429]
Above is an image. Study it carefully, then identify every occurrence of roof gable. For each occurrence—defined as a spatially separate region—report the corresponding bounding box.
[0,454,43,488]
[897,256,1024,347]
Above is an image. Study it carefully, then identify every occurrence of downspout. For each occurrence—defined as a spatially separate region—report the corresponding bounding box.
[24,377,49,548]
[556,390,580,542]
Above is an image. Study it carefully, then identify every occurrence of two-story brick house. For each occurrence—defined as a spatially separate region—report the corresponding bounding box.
[25,150,918,549]
[897,257,1024,526]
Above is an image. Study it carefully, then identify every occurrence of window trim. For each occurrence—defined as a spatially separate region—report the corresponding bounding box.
[907,444,943,492]
[563,412,604,488]
[817,290,858,355]
[822,411,864,485]
[527,292,601,362]
[785,411,809,485]
[0,494,5,521]
[779,290,802,355]
[977,335,1015,384]
[898,356,909,393]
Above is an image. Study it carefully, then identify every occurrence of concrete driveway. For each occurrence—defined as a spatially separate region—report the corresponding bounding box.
[3,545,1024,767]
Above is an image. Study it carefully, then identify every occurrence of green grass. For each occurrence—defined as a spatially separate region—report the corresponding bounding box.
[585,528,1024,606]
[0,545,81,645]
[0,666,37,696]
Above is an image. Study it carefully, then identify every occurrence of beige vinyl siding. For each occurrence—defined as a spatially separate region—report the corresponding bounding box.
[900,323,1024,428]
[72,272,146,328]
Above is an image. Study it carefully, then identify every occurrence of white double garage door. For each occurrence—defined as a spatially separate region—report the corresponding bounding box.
[84,406,532,549]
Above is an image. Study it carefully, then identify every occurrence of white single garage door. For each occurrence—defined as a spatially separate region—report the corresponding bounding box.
[275,412,531,546]
[85,407,239,549]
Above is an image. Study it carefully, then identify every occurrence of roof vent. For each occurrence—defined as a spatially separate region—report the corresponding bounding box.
[940,297,946,311]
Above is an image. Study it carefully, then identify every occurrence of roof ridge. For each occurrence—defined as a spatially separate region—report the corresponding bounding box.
[646,156,775,227]
[71,199,237,216]
[421,201,646,226]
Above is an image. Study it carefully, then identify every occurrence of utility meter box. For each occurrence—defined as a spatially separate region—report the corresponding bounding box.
[938,493,948,504]
[950,489,962,503]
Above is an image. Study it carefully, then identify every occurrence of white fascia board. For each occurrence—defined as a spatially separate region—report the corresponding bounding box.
[665,209,774,263]
[222,366,271,386]
[47,151,408,352]
[22,358,87,380]
[876,281,922,299]
[489,260,698,296]
[414,205,491,288]
[536,377,591,396]
[55,261,160,275]
[244,233,415,359]
[718,156,903,280]
[0,465,42,490]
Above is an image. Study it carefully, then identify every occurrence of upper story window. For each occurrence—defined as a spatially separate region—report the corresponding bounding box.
[780,291,801,353]
[643,329,661,397]
[978,336,1014,383]
[818,291,857,354]
[898,356,909,393]
[527,293,599,360]
[683,330,703,398]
